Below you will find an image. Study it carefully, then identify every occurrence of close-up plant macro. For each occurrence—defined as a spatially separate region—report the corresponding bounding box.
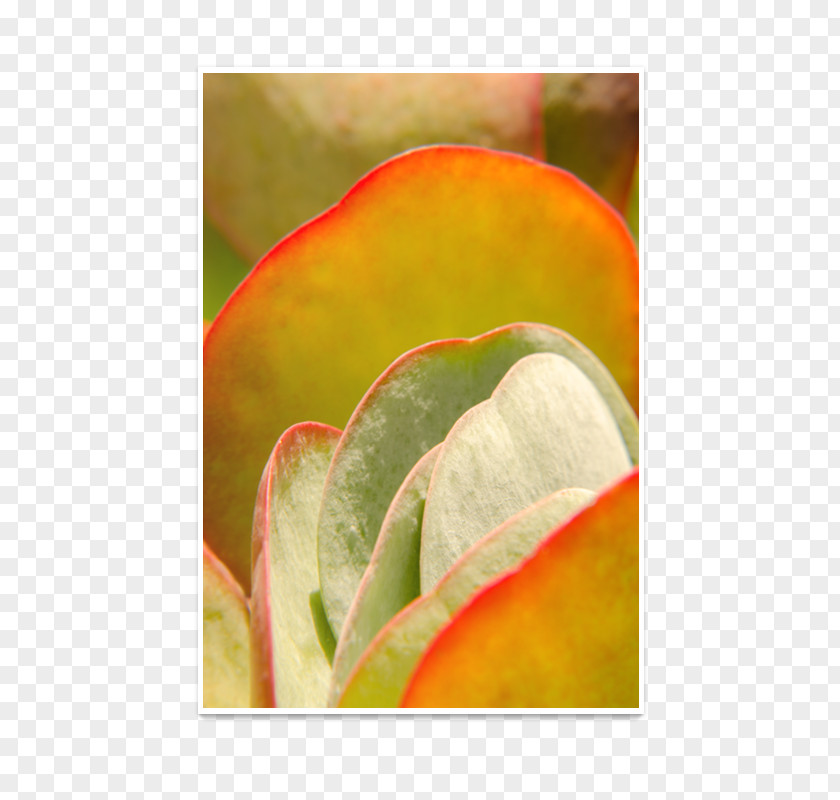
[202,71,641,710]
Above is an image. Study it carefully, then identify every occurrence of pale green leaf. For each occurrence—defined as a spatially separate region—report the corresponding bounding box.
[327,445,440,707]
[250,423,341,708]
[420,352,632,591]
[337,488,594,708]
[317,323,638,638]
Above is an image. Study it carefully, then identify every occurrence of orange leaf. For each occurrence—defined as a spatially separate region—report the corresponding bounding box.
[400,468,639,709]
[204,73,544,266]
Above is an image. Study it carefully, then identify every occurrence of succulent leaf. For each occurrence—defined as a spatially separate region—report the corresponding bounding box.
[420,352,632,591]
[203,543,250,709]
[327,444,440,707]
[401,468,640,708]
[317,322,638,638]
[250,422,341,708]
[336,488,594,708]
[204,73,544,265]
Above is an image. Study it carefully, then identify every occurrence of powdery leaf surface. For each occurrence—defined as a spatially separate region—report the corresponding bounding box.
[337,488,594,708]
[327,445,440,707]
[317,322,638,638]
[420,352,632,592]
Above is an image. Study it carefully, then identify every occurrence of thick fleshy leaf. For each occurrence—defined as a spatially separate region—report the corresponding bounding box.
[203,543,250,708]
[205,146,639,592]
[317,322,638,637]
[203,212,252,320]
[420,352,632,591]
[336,488,594,708]
[327,445,440,707]
[250,422,341,708]
[543,72,640,212]
[402,468,639,709]
[204,73,544,265]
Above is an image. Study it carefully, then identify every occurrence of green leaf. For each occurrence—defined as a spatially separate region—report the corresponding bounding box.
[327,444,440,707]
[420,353,633,591]
[337,488,594,708]
[203,543,250,708]
[317,322,638,638]
[250,422,341,708]
[203,212,252,320]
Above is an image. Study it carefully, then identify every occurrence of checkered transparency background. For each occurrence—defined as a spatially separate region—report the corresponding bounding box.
[2,2,837,797]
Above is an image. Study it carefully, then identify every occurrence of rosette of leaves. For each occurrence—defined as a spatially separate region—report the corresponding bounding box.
[202,143,641,708]
[204,146,639,598]
[249,322,639,709]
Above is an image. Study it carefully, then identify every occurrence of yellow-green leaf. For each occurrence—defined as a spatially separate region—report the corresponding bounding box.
[626,156,639,240]
[203,543,250,709]
[327,444,440,707]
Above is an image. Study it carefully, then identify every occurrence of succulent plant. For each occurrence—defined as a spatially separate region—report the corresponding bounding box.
[202,136,641,709]
[247,322,638,708]
[204,146,639,597]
